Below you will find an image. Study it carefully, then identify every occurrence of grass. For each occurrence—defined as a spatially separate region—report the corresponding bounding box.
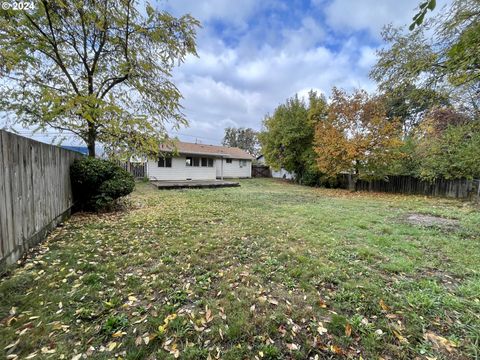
[1,178,479,359]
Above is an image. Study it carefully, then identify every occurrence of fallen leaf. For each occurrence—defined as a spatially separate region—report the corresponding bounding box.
[393,330,409,344]
[41,347,56,354]
[286,343,299,351]
[107,341,118,351]
[379,299,389,311]
[345,323,352,337]
[268,298,279,306]
[330,345,344,355]
[317,322,328,335]
[4,339,20,350]
[424,331,457,352]
[205,308,213,323]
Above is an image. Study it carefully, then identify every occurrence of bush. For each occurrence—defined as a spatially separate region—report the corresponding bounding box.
[70,157,134,211]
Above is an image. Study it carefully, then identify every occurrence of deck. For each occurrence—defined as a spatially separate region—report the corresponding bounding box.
[151,179,240,190]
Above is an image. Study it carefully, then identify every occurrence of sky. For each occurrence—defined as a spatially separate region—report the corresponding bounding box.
[161,0,445,145]
[4,0,446,147]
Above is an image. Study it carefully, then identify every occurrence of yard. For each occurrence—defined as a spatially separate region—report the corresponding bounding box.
[1,179,479,359]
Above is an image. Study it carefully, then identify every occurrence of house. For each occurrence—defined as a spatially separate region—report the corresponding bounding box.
[146,141,253,181]
[256,155,295,180]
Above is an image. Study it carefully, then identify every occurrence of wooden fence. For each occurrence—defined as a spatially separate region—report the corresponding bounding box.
[121,162,146,178]
[0,130,83,272]
[336,174,480,200]
[252,165,271,178]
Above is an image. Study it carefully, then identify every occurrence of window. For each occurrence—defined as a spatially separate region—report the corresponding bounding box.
[186,157,192,166]
[193,157,200,167]
[226,158,232,164]
[239,160,247,167]
[201,157,208,167]
[208,158,214,167]
[158,156,172,168]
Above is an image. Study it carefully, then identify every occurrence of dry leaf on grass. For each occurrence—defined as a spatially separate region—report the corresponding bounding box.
[424,331,457,352]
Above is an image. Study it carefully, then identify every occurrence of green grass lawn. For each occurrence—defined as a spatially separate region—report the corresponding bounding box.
[1,179,479,359]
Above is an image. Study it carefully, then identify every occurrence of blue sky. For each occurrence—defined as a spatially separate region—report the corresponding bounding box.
[162,0,446,145]
[6,0,446,146]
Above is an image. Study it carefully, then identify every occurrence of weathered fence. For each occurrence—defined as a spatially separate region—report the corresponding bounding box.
[121,162,146,178]
[337,174,480,200]
[252,165,271,178]
[0,130,83,272]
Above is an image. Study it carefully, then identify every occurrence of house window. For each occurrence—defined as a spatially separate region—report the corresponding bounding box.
[239,160,247,167]
[193,157,200,167]
[208,158,214,167]
[186,157,192,166]
[226,158,232,164]
[158,156,172,168]
[201,157,208,167]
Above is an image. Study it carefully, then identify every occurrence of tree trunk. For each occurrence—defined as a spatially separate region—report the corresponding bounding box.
[87,122,96,157]
[347,173,357,191]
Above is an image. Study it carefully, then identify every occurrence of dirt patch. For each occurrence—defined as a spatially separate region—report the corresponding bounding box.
[404,213,459,230]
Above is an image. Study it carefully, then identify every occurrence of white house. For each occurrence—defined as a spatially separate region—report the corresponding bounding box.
[147,141,253,181]
[256,155,295,180]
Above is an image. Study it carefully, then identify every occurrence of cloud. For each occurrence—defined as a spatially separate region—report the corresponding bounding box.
[173,35,378,143]
[163,0,268,26]
[321,0,420,38]
[168,0,457,145]
[6,0,413,147]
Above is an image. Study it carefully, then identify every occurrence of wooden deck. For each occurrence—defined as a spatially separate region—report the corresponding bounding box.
[151,180,240,190]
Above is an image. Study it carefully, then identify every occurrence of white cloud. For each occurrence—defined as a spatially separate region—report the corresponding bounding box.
[320,0,451,39]
[6,0,403,147]
[162,0,268,26]
[321,0,419,38]
[173,35,378,143]
[358,46,378,69]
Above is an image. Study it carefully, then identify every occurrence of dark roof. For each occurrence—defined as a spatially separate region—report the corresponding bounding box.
[160,141,254,160]
[61,146,89,155]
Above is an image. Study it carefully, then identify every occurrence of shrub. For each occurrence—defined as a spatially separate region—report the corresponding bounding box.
[297,168,323,187]
[70,157,134,211]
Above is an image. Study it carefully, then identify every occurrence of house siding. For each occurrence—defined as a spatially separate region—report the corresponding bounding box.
[221,159,252,178]
[147,156,216,180]
[272,168,294,180]
[147,157,252,180]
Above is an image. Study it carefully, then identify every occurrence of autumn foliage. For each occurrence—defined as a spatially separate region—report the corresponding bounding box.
[314,89,403,183]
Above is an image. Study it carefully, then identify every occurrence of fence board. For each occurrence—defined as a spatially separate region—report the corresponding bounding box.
[0,130,83,272]
[252,165,271,178]
[337,174,479,200]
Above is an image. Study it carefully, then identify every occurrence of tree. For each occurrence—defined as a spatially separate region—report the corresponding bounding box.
[380,85,449,136]
[0,0,200,157]
[258,91,327,185]
[409,0,436,30]
[371,0,480,117]
[314,88,403,189]
[415,114,480,180]
[222,127,259,157]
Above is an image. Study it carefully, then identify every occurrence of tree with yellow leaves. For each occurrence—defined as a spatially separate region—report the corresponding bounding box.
[315,88,403,189]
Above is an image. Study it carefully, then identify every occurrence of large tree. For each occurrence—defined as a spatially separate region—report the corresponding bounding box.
[380,85,449,136]
[222,127,259,157]
[371,0,480,117]
[414,107,480,180]
[0,0,200,157]
[258,91,327,184]
[314,88,403,189]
